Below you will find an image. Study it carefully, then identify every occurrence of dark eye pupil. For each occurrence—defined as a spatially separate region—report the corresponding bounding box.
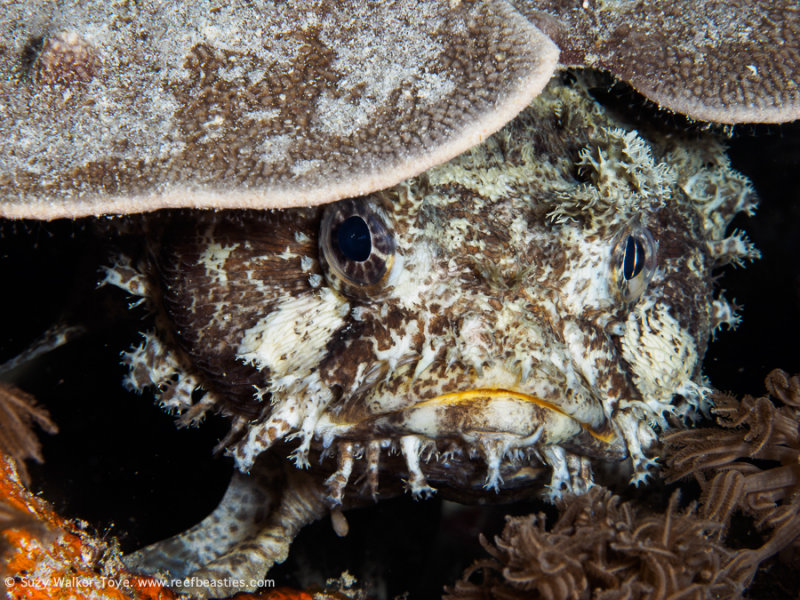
[623,235,646,280]
[337,216,372,262]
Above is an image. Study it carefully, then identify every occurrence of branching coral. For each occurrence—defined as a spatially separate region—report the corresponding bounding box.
[444,487,753,600]
[0,381,57,485]
[665,369,800,567]
[0,323,82,485]
[447,370,800,599]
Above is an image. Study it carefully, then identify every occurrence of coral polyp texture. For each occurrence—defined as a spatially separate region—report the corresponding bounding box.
[29,31,100,86]
[446,370,800,599]
[445,487,755,600]
[1,1,799,219]
[0,0,558,218]
[0,383,57,486]
[98,73,760,596]
[665,369,800,566]
[513,0,800,124]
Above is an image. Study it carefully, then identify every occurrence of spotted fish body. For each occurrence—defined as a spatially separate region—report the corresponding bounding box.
[113,74,757,591]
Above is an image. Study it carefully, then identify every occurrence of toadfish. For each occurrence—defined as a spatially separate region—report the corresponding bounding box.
[108,74,758,595]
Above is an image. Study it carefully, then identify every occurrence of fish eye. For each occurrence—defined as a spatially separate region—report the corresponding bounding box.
[320,196,398,297]
[623,235,646,280]
[609,227,656,303]
[337,216,372,262]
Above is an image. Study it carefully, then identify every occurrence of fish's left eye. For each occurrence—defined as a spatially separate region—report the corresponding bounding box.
[610,227,656,303]
[623,235,646,280]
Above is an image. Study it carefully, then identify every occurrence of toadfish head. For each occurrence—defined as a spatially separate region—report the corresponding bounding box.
[113,75,759,503]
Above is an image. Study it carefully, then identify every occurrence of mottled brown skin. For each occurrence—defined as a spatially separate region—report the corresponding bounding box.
[148,196,709,497]
[154,210,322,416]
[117,75,757,595]
[150,206,581,500]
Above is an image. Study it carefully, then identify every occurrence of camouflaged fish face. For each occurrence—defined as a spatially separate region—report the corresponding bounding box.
[111,75,757,508]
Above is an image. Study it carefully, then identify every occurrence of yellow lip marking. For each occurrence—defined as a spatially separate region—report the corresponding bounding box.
[417,388,615,443]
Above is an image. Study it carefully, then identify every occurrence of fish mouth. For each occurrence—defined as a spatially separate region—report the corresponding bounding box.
[317,386,621,503]
[373,387,615,445]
